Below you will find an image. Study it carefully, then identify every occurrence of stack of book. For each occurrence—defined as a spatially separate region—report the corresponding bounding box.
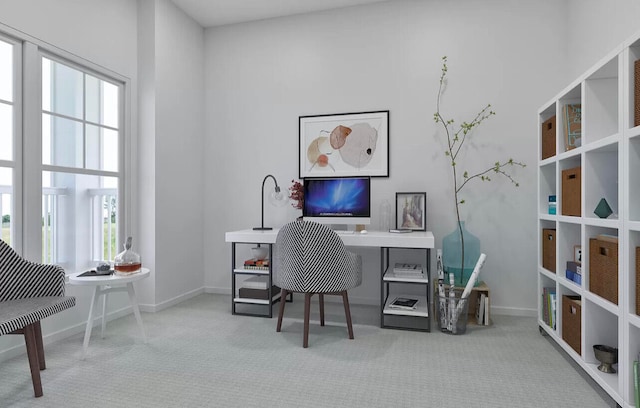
[391,263,424,278]
[475,293,490,325]
[238,275,279,300]
[243,258,270,270]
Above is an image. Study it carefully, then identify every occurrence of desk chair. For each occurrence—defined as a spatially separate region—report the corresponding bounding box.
[274,221,362,348]
[0,240,76,397]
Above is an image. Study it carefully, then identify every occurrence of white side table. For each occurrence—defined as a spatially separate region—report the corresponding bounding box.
[69,268,150,359]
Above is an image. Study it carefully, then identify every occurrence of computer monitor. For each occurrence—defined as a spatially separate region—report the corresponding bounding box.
[302,177,371,225]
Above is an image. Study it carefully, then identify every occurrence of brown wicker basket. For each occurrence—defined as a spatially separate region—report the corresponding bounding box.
[541,115,556,160]
[562,295,581,355]
[561,167,581,216]
[636,247,640,316]
[542,229,556,273]
[589,238,618,305]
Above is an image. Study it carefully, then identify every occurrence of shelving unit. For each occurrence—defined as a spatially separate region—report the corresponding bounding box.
[536,29,640,408]
[380,247,431,331]
[230,242,289,317]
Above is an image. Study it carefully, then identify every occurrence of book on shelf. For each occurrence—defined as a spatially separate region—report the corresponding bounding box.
[484,295,490,326]
[542,287,556,328]
[243,258,270,270]
[562,103,581,151]
[241,275,269,290]
[389,297,419,310]
[476,293,486,325]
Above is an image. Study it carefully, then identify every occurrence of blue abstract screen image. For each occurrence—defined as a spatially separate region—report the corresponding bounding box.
[303,177,370,218]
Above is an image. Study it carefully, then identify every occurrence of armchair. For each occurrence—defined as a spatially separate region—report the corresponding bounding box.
[0,240,76,397]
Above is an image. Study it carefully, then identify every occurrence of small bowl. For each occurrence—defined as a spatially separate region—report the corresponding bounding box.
[593,344,618,373]
[251,246,269,260]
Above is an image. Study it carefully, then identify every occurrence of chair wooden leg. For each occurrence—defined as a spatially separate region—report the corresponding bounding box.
[319,293,325,326]
[23,323,43,397]
[341,291,354,340]
[34,321,46,370]
[303,293,311,348]
[277,289,288,332]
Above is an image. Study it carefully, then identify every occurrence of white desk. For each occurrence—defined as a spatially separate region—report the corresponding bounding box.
[225,229,435,329]
[69,268,150,359]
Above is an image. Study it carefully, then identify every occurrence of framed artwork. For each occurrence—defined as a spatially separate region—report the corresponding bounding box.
[299,110,389,178]
[395,192,426,231]
[574,245,582,264]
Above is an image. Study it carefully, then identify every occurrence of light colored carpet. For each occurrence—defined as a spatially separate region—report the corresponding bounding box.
[1,294,615,407]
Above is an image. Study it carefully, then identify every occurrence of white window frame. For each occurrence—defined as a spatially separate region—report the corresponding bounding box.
[0,23,131,265]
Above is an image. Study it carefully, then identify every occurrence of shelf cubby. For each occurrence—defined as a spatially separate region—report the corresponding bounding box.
[630,137,640,221]
[539,162,556,215]
[584,144,619,221]
[583,56,620,144]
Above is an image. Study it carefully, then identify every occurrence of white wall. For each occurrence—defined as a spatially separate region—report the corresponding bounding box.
[203,0,569,314]
[566,0,640,80]
[152,0,206,306]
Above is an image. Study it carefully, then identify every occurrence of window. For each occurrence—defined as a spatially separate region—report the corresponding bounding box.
[0,37,17,247]
[0,28,126,269]
[41,56,123,267]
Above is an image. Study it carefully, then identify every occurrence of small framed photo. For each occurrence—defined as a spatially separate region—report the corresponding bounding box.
[395,192,426,231]
[574,245,582,264]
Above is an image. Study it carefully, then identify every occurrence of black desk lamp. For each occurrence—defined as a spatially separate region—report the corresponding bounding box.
[253,174,288,230]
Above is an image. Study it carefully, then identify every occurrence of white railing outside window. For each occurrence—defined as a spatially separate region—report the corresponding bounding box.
[88,188,117,262]
[42,186,66,264]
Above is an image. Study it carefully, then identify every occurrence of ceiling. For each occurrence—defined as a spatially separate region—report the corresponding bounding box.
[170,0,397,28]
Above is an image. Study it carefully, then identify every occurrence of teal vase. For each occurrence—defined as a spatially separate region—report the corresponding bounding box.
[442,221,481,287]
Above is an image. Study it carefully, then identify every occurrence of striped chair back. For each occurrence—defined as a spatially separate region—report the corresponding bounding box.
[274,221,362,293]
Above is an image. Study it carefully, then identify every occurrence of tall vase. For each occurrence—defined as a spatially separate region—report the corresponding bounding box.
[442,221,481,287]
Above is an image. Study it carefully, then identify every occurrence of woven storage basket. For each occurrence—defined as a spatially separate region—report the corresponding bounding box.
[541,115,556,160]
[561,166,581,216]
[589,238,618,304]
[562,295,581,355]
[636,247,640,316]
[542,229,556,273]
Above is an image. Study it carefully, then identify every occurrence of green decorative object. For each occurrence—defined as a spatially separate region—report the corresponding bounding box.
[594,198,613,218]
[442,221,481,287]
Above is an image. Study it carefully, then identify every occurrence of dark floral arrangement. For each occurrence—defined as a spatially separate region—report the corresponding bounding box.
[289,180,304,210]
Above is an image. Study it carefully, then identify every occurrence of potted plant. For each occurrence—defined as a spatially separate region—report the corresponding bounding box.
[289,180,304,220]
[433,56,525,286]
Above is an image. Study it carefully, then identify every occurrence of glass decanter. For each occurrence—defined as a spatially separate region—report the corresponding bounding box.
[114,236,142,275]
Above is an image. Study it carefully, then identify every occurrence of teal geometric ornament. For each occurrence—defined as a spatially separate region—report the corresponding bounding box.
[594,198,613,219]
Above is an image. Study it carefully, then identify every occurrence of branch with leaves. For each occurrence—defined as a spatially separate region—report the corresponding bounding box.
[433,56,525,283]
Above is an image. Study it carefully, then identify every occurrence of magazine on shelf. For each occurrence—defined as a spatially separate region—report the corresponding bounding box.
[389,297,419,310]
[393,263,422,272]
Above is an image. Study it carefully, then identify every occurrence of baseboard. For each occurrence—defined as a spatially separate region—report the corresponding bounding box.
[144,287,205,313]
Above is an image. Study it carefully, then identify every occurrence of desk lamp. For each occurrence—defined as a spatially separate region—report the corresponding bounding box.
[253,174,288,230]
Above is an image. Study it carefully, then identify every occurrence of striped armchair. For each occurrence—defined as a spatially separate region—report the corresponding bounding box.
[0,240,76,397]
[274,221,362,348]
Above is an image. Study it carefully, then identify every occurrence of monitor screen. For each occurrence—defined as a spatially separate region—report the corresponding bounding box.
[302,177,371,225]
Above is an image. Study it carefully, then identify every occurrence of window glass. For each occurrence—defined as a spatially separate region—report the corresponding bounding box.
[0,40,12,102]
[86,124,118,172]
[42,171,118,266]
[0,167,11,245]
[42,113,83,167]
[86,75,119,128]
[42,57,83,120]
[0,103,12,161]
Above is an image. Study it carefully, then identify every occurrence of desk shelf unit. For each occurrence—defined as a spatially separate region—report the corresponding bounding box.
[380,247,431,331]
[536,29,640,408]
[231,242,286,318]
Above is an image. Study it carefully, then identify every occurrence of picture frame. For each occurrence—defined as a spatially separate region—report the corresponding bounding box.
[574,245,582,264]
[299,110,389,178]
[395,192,426,231]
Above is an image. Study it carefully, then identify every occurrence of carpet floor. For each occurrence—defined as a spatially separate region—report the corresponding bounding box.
[1,294,615,407]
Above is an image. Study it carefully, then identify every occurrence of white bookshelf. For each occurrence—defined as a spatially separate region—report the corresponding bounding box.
[536,29,640,408]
